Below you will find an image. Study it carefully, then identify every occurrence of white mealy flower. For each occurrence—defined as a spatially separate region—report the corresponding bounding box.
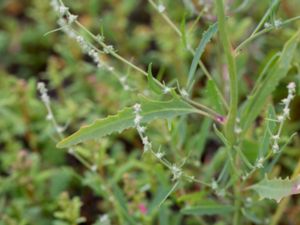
[180,89,189,98]
[211,180,218,190]
[171,165,182,180]
[137,125,146,133]
[277,115,284,122]
[104,45,115,54]
[287,82,296,92]
[119,76,127,83]
[264,22,271,28]
[46,113,53,121]
[155,151,165,159]
[163,86,171,94]
[272,142,279,153]
[134,115,142,125]
[157,4,166,13]
[91,164,98,172]
[67,14,78,24]
[256,157,264,168]
[108,66,114,71]
[274,19,282,29]
[59,6,69,15]
[133,103,142,113]
[142,136,149,145]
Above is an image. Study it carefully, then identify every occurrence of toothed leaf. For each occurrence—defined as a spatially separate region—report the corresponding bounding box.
[250,176,300,202]
[57,96,198,148]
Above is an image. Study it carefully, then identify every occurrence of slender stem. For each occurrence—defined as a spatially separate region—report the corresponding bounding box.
[233,184,242,225]
[235,15,300,53]
[148,0,213,80]
[184,97,223,118]
[250,0,279,37]
[75,21,148,77]
[216,0,238,145]
[148,0,229,110]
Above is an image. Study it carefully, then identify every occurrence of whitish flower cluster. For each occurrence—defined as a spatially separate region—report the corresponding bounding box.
[271,82,296,154]
[133,104,152,152]
[234,117,242,135]
[255,157,264,169]
[50,0,131,91]
[264,19,282,29]
[157,4,166,13]
[37,82,56,127]
[170,164,182,180]
[37,82,102,170]
[99,214,111,225]
[50,0,102,69]
[132,103,183,180]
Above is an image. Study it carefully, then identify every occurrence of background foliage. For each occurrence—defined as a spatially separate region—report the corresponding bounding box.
[1,0,300,224]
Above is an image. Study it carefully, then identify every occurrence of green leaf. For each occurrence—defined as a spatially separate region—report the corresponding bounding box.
[180,13,188,48]
[249,176,300,202]
[187,22,218,89]
[181,201,234,216]
[57,96,199,148]
[206,78,227,114]
[190,118,212,158]
[147,63,164,94]
[112,184,137,225]
[258,105,276,158]
[148,181,179,213]
[241,30,300,131]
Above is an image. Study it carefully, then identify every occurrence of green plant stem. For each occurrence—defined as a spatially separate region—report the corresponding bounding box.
[75,21,148,77]
[235,15,300,53]
[216,2,240,224]
[270,157,300,225]
[216,0,238,145]
[233,185,241,225]
[148,0,230,111]
[148,0,213,80]
[250,0,279,37]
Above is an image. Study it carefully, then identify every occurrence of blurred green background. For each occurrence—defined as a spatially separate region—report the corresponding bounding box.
[0,0,300,224]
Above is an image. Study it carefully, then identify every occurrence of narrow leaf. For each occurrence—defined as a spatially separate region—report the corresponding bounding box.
[181,201,234,216]
[250,176,300,202]
[57,96,198,148]
[147,63,163,94]
[180,13,188,48]
[206,78,227,114]
[187,23,218,89]
[241,30,300,131]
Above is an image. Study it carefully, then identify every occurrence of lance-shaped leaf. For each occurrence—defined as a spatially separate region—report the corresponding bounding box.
[181,201,234,216]
[240,30,300,131]
[249,176,300,202]
[57,96,199,148]
[187,22,218,89]
[147,63,164,95]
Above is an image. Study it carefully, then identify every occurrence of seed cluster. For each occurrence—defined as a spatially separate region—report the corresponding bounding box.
[271,82,296,154]
[49,0,130,91]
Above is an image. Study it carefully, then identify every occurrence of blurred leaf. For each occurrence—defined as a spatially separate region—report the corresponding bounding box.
[112,184,137,225]
[187,22,218,89]
[250,176,300,202]
[181,201,234,216]
[206,78,226,114]
[149,181,179,212]
[241,30,300,131]
[147,63,163,94]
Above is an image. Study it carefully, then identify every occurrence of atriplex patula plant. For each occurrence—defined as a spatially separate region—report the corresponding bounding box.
[39,0,300,224]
